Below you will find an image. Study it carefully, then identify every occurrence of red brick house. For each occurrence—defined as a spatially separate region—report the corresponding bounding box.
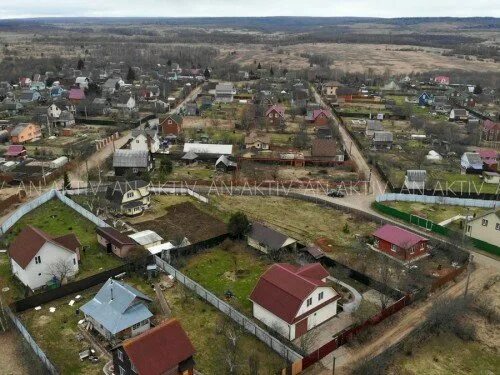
[112,318,196,375]
[372,224,428,261]
[160,114,183,136]
[307,109,332,126]
[265,105,285,126]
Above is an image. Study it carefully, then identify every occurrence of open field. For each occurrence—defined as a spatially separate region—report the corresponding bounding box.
[221,43,500,74]
[0,199,122,303]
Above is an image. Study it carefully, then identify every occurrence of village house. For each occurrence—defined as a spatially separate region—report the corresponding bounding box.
[80,278,153,341]
[311,139,344,161]
[478,149,498,172]
[372,224,428,261]
[160,114,183,136]
[184,101,198,116]
[247,222,297,254]
[482,120,500,143]
[112,150,153,177]
[215,155,237,172]
[323,81,342,96]
[103,78,125,95]
[114,95,137,112]
[105,180,151,216]
[465,210,500,248]
[96,226,138,258]
[483,171,500,184]
[306,109,332,126]
[449,108,469,122]
[418,92,433,107]
[372,131,393,150]
[404,170,427,190]
[215,82,236,103]
[10,123,42,143]
[19,90,41,103]
[50,86,65,98]
[75,76,90,89]
[461,152,483,174]
[68,87,86,103]
[51,111,76,128]
[434,76,450,85]
[8,226,80,290]
[130,128,160,153]
[382,80,401,91]
[265,105,285,126]
[4,145,27,160]
[183,143,233,159]
[112,318,196,375]
[244,131,271,150]
[365,120,384,137]
[250,263,340,340]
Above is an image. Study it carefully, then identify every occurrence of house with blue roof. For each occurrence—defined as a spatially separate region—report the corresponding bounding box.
[418,92,433,107]
[80,278,153,341]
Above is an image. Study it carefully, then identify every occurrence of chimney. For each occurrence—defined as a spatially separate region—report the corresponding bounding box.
[110,280,114,301]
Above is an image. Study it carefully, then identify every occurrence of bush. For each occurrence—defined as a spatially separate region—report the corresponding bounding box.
[228,212,250,239]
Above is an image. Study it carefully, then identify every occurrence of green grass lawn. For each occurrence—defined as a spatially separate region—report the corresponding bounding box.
[391,331,500,375]
[182,244,271,315]
[3,198,123,281]
[383,201,488,224]
[20,285,103,375]
[163,281,286,374]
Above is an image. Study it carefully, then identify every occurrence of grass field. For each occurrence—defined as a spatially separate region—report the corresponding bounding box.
[211,195,378,247]
[383,201,489,224]
[389,331,500,375]
[0,199,122,302]
[182,242,271,315]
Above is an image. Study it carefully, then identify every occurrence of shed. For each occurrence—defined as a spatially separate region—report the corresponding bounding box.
[128,230,163,249]
[49,156,69,169]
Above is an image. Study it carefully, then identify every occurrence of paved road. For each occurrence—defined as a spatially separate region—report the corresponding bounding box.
[312,86,386,197]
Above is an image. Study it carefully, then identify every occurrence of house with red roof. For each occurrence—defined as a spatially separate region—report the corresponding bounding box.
[478,149,498,172]
[8,226,80,290]
[434,76,450,85]
[68,87,86,102]
[306,109,332,126]
[482,120,500,143]
[372,224,428,261]
[112,318,195,375]
[250,263,340,340]
[4,145,27,160]
[265,105,285,126]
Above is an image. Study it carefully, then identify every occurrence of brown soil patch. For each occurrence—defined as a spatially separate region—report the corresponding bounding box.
[134,202,227,243]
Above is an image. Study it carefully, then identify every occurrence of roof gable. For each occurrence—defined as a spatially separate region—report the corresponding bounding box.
[123,319,195,374]
[373,224,427,249]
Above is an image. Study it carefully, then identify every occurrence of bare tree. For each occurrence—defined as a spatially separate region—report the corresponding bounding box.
[47,259,75,284]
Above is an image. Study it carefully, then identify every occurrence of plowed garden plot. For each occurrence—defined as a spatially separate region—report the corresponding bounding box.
[133,202,227,243]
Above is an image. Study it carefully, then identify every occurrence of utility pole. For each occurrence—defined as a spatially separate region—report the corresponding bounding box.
[464,253,474,298]
[332,355,336,375]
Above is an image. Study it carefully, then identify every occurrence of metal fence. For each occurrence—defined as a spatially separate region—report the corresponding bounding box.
[4,305,58,374]
[0,189,56,235]
[150,186,209,203]
[154,257,302,363]
[377,193,499,208]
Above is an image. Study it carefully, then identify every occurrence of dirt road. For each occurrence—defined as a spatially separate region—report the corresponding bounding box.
[311,86,386,197]
[319,255,499,374]
[170,85,203,115]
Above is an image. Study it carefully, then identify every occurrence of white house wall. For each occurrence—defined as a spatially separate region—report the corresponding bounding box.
[11,242,78,290]
[295,287,338,321]
[253,303,291,339]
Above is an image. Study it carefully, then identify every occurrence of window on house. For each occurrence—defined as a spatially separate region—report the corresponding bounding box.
[119,366,126,375]
[117,349,123,362]
[391,244,397,252]
[482,219,488,226]
[73,258,76,265]
[306,297,312,307]
[35,256,41,264]
[136,140,139,143]
[141,319,148,326]
[126,192,134,198]
[318,292,324,301]
[467,225,471,233]
[496,223,500,231]
[132,322,141,330]
[374,239,379,248]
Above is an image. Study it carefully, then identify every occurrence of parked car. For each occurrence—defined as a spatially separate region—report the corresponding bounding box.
[327,189,345,198]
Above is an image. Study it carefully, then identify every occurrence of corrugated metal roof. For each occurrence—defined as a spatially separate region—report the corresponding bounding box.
[183,143,232,155]
[128,230,163,246]
[80,279,152,335]
[113,150,150,168]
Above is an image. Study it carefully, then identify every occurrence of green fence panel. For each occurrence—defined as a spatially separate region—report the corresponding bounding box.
[373,202,499,257]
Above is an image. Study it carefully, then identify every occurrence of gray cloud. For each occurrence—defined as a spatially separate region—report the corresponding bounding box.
[0,0,498,18]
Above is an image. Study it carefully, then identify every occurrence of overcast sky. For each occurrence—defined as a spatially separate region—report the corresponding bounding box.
[0,1,498,19]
